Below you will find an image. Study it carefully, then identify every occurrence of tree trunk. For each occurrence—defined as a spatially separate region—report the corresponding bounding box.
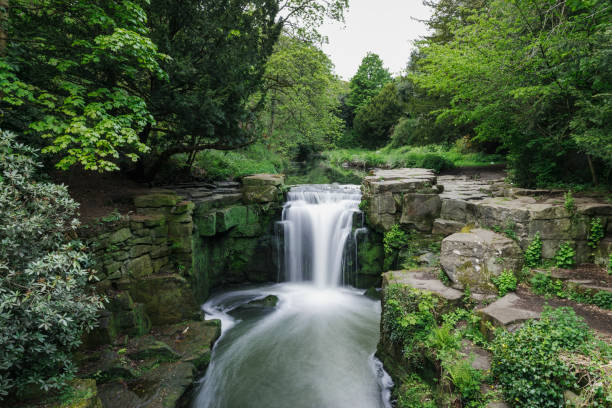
[586,154,598,186]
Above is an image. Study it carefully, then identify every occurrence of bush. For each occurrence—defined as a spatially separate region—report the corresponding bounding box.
[524,232,542,267]
[492,270,517,296]
[0,132,103,399]
[554,242,576,268]
[588,218,604,249]
[382,285,437,366]
[492,307,610,407]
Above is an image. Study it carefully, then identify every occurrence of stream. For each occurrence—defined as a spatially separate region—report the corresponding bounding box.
[191,185,392,408]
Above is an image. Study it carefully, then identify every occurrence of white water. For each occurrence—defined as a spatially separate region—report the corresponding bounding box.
[191,185,392,408]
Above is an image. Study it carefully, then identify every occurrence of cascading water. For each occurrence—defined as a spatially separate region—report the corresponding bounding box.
[191,185,392,408]
[278,184,362,286]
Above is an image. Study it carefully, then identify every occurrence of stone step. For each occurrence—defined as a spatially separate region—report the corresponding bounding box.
[383,269,463,303]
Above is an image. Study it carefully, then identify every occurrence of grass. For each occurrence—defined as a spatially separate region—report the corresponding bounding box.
[196,143,287,180]
[324,144,505,172]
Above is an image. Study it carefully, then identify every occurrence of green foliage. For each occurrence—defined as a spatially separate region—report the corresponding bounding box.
[530,273,564,297]
[587,218,604,249]
[530,272,612,310]
[438,269,451,286]
[353,82,405,148]
[492,307,610,407]
[396,374,436,408]
[491,270,517,297]
[382,285,437,366]
[0,132,103,398]
[564,191,576,215]
[345,53,392,114]
[426,324,459,355]
[443,359,483,401]
[411,0,612,187]
[524,233,542,268]
[256,36,345,158]
[609,253,612,276]
[383,225,409,255]
[196,144,286,181]
[1,0,168,171]
[325,145,501,173]
[554,242,576,269]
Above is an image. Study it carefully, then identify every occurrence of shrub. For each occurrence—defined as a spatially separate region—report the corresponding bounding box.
[492,307,609,407]
[443,359,483,401]
[382,285,437,366]
[530,273,564,297]
[0,132,103,399]
[383,224,409,255]
[492,270,517,296]
[420,153,454,173]
[396,374,436,408]
[587,218,604,249]
[554,242,576,268]
[524,232,542,267]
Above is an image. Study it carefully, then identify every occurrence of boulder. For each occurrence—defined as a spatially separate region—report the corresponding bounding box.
[382,270,463,305]
[128,337,181,363]
[399,193,441,232]
[120,274,200,326]
[157,320,222,373]
[432,218,464,236]
[242,174,284,203]
[216,205,248,232]
[53,379,103,408]
[440,229,522,293]
[477,293,540,339]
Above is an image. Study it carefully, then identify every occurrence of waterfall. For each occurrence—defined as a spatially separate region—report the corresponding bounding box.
[278,184,362,287]
[191,184,392,408]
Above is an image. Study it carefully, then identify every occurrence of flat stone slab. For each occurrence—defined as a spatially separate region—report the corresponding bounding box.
[478,293,541,327]
[383,270,463,302]
[242,173,284,186]
[461,339,492,371]
[364,168,438,194]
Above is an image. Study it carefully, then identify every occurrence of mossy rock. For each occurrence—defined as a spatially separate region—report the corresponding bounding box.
[357,240,384,276]
[48,379,102,408]
[128,337,181,363]
[134,193,179,208]
[195,212,216,237]
[157,320,221,373]
[122,275,200,326]
[247,295,279,308]
[216,205,248,232]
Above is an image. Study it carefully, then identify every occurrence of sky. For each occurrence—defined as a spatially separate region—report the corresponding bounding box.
[319,0,432,80]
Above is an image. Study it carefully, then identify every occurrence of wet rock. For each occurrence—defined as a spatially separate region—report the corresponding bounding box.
[440,229,522,293]
[364,287,382,300]
[247,295,279,308]
[120,274,200,326]
[132,362,195,408]
[128,337,181,363]
[157,320,222,373]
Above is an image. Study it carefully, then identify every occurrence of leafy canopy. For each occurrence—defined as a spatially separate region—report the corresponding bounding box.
[1,0,167,171]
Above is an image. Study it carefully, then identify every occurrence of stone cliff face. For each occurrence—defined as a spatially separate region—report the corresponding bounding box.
[81,174,286,347]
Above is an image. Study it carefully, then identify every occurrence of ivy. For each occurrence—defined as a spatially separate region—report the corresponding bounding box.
[587,218,604,249]
[492,270,517,296]
[554,242,575,269]
[524,232,542,268]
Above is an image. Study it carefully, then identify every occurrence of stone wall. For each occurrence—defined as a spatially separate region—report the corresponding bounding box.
[81,174,286,346]
[362,169,612,265]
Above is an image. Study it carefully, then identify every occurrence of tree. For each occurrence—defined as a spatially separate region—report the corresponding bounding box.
[412,0,612,186]
[345,53,392,124]
[0,0,167,171]
[0,131,103,398]
[133,0,282,178]
[256,36,344,157]
[353,82,404,148]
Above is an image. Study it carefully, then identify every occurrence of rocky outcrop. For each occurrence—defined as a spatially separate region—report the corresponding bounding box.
[242,174,285,203]
[440,229,523,293]
[362,169,442,232]
[477,293,541,339]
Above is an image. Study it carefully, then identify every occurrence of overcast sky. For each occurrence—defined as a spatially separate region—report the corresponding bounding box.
[319,0,432,80]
